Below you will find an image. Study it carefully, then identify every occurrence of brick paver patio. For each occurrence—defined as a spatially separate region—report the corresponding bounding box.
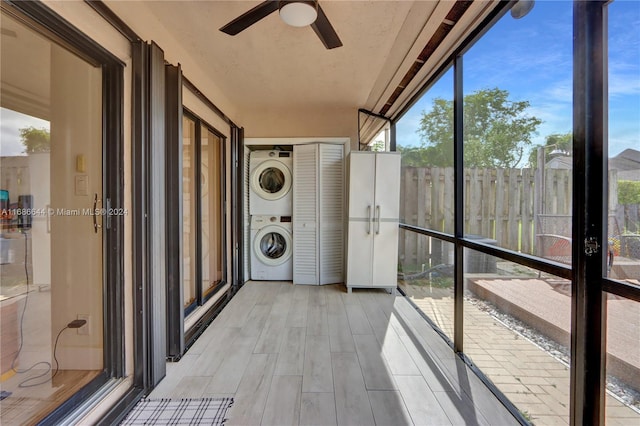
[399,277,640,425]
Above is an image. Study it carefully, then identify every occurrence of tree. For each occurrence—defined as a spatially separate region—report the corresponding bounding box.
[369,137,386,152]
[618,181,640,206]
[408,88,542,168]
[398,145,434,167]
[19,126,50,153]
[527,132,572,168]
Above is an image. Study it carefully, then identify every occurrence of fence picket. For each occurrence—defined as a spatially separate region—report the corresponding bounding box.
[443,168,454,234]
[507,169,520,251]
[469,168,483,235]
[522,168,533,253]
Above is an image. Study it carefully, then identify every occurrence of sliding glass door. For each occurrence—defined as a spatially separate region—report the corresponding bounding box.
[0,3,123,423]
[201,128,224,297]
[182,111,225,316]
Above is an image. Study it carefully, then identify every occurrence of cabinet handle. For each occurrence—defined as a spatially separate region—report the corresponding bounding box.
[366,205,371,234]
[93,193,102,234]
[375,205,381,235]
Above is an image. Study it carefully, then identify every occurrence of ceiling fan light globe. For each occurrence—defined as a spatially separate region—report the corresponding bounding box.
[510,0,535,19]
[279,2,318,27]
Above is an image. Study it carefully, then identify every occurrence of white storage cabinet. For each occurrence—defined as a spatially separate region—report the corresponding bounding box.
[346,151,400,293]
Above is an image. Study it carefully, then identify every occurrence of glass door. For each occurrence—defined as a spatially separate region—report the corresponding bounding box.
[182,112,225,316]
[1,12,104,424]
[183,116,197,309]
[201,128,224,297]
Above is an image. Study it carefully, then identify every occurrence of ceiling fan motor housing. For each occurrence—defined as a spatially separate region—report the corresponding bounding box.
[220,0,342,49]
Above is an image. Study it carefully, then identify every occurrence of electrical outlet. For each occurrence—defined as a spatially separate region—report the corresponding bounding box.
[77,314,90,335]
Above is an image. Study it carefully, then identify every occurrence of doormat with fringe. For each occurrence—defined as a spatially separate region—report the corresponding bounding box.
[120,397,233,425]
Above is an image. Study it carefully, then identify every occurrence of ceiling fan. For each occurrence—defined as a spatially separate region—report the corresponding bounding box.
[219,0,343,50]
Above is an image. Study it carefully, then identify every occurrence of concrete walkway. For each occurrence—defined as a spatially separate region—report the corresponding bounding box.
[399,278,640,425]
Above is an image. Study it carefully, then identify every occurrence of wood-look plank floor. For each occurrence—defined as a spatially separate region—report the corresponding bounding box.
[150,281,518,425]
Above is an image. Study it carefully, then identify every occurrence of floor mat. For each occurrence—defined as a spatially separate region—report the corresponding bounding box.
[120,397,233,425]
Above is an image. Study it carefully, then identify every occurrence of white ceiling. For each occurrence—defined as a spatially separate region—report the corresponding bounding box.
[103,1,497,122]
[0,0,494,141]
[108,1,417,111]
[1,12,51,120]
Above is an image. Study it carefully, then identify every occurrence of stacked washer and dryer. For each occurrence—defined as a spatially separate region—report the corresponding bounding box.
[249,150,294,281]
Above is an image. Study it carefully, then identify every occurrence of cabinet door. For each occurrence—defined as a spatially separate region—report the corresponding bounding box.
[293,144,319,284]
[346,219,373,286]
[372,153,400,288]
[372,221,399,287]
[374,153,401,220]
[346,153,375,287]
[347,152,375,219]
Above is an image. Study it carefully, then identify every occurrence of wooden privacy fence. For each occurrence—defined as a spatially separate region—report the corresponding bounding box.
[399,167,573,266]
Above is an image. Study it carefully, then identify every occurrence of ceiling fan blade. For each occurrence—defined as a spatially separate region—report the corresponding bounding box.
[220,1,279,35]
[311,4,342,49]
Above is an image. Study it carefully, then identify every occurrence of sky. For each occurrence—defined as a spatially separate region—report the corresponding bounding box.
[395,0,640,161]
[0,108,49,156]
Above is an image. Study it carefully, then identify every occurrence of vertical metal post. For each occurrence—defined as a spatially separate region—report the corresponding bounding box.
[148,41,168,386]
[194,120,203,306]
[390,123,397,152]
[357,110,362,150]
[238,127,245,288]
[571,1,607,424]
[234,125,242,290]
[131,39,148,389]
[453,55,464,353]
[165,63,185,359]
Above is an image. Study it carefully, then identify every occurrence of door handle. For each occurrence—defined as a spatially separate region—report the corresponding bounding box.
[46,204,51,234]
[375,205,381,235]
[93,193,102,233]
[366,205,371,234]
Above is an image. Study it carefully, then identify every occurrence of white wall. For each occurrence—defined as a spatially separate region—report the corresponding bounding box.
[242,106,359,151]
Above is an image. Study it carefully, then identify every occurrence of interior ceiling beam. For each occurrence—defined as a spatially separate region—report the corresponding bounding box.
[379,0,474,116]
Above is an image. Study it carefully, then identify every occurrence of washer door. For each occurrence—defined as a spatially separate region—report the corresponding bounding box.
[250,160,292,201]
[254,226,292,266]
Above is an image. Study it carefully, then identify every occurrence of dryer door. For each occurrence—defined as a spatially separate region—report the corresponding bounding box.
[250,160,292,201]
[254,225,292,266]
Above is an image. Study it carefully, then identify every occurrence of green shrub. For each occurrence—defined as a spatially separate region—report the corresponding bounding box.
[618,180,640,205]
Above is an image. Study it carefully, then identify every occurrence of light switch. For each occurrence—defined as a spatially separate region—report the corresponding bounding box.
[75,175,89,196]
[76,155,86,173]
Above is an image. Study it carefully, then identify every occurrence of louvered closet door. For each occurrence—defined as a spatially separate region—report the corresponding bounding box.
[319,144,344,284]
[244,146,251,281]
[293,144,319,284]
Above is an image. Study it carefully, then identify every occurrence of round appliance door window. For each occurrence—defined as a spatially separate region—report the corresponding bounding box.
[260,232,287,259]
[251,160,292,201]
[259,168,285,194]
[254,226,292,266]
